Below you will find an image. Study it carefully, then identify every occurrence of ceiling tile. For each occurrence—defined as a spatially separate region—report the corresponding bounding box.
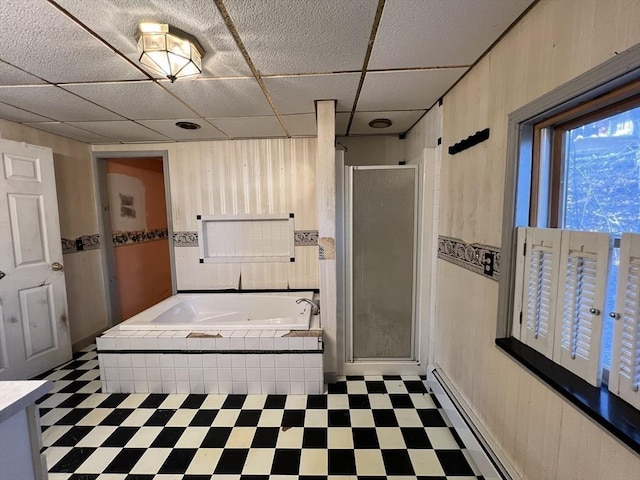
[0,86,125,121]
[137,119,228,140]
[0,102,52,123]
[66,121,172,142]
[357,69,467,111]
[281,114,317,137]
[23,122,117,143]
[0,0,147,83]
[224,0,378,74]
[207,116,286,138]
[0,61,46,85]
[62,82,198,120]
[349,110,425,135]
[165,78,273,117]
[369,0,533,69]
[53,0,252,78]
[264,73,360,114]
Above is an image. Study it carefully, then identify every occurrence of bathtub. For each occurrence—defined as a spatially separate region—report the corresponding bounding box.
[118,292,315,331]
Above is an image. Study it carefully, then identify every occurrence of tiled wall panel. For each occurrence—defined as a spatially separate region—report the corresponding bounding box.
[97,328,323,395]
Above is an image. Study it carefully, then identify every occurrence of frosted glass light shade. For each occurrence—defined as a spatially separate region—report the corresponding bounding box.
[136,23,204,82]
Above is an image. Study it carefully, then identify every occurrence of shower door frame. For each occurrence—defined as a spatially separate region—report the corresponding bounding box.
[340,164,422,374]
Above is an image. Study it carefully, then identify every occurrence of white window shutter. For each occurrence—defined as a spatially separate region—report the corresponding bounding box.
[511,227,527,340]
[553,230,609,386]
[522,228,562,359]
[609,233,640,409]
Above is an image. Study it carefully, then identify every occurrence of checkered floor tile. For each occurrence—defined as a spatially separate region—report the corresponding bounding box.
[35,345,485,479]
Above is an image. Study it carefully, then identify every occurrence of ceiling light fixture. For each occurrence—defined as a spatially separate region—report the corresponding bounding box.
[136,22,205,82]
[368,118,393,129]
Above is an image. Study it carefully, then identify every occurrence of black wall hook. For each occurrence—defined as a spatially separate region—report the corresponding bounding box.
[448,128,490,155]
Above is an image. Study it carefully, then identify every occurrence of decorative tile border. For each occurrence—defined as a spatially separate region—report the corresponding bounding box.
[113,228,168,246]
[61,238,77,254]
[174,231,198,247]
[437,235,501,281]
[294,230,319,246]
[79,234,101,251]
[61,234,101,254]
[173,230,320,248]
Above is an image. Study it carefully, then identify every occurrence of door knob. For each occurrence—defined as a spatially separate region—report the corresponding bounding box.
[609,312,621,320]
[51,262,64,271]
[589,307,601,315]
[0,270,5,280]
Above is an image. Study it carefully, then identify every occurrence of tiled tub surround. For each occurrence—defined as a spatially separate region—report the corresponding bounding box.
[96,328,323,395]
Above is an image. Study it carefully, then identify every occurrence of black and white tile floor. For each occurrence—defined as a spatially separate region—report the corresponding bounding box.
[36,345,484,480]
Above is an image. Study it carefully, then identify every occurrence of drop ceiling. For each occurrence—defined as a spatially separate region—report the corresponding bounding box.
[0,0,534,144]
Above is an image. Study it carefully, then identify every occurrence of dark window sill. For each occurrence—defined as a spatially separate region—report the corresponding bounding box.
[495,337,640,455]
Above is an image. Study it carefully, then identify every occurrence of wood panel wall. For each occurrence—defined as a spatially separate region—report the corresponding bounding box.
[95,138,318,291]
[408,0,640,478]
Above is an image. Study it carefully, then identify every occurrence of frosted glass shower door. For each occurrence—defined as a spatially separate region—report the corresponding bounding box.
[346,165,418,361]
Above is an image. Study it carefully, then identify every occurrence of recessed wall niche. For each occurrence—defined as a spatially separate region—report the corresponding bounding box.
[197,214,295,263]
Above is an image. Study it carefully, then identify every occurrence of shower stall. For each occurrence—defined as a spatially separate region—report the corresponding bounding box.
[337,157,422,375]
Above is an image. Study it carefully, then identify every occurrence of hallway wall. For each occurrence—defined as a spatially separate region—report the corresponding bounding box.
[106,158,171,320]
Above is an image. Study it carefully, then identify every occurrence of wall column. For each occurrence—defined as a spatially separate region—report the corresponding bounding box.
[316,100,337,382]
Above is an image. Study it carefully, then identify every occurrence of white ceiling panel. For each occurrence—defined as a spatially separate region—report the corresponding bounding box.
[0,61,46,85]
[0,102,52,123]
[369,0,533,69]
[137,119,228,141]
[0,86,125,122]
[349,110,425,135]
[224,0,378,74]
[53,0,252,78]
[264,74,360,114]
[208,116,286,138]
[358,68,467,112]
[281,114,317,137]
[62,82,198,120]
[0,0,147,83]
[165,78,273,117]
[65,121,172,142]
[24,122,117,143]
[0,0,533,140]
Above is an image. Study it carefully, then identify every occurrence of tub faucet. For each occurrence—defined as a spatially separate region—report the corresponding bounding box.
[296,297,320,315]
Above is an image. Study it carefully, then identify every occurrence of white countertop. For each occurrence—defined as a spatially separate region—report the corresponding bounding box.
[0,380,53,423]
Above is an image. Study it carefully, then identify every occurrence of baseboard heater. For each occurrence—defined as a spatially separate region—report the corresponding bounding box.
[426,365,521,480]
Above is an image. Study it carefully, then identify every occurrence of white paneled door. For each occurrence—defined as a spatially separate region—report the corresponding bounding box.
[0,139,71,380]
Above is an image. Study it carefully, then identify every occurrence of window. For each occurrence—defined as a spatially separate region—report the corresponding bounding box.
[513,86,640,403]
[497,56,640,451]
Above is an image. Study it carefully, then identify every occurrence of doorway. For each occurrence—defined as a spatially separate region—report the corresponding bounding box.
[94,152,176,325]
[339,163,422,375]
